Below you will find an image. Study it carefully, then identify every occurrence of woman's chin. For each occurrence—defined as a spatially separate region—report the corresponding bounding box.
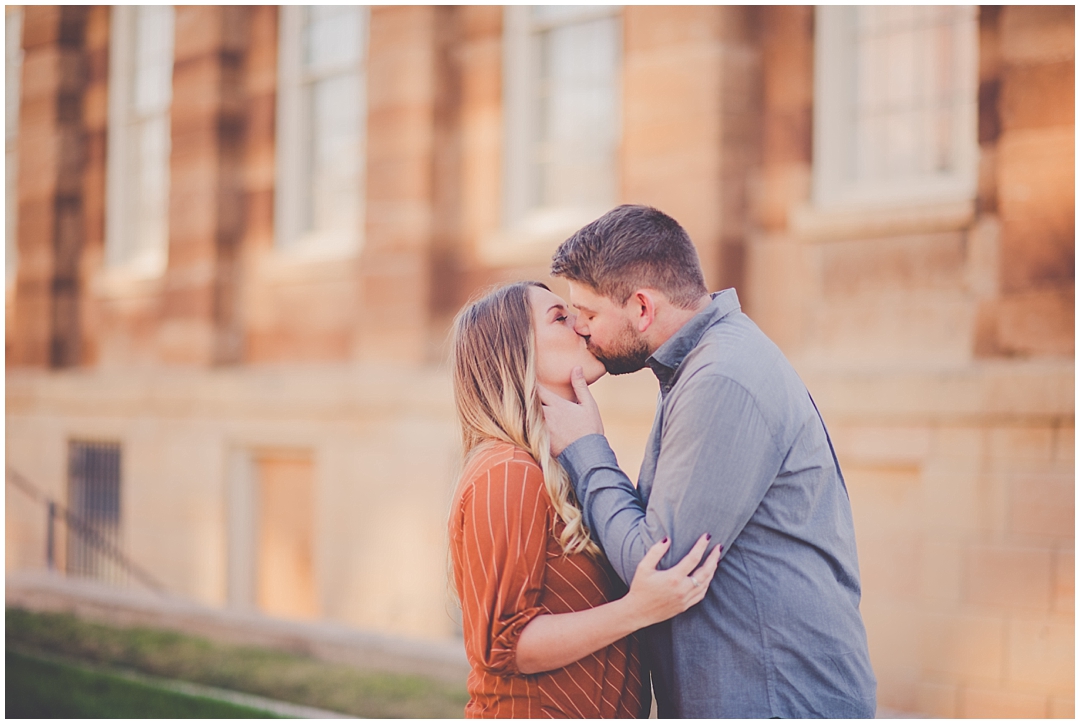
[584,362,607,385]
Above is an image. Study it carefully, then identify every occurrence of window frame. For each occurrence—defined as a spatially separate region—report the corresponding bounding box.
[104,5,175,277]
[812,6,979,212]
[274,5,369,259]
[500,5,622,244]
[6,7,23,289]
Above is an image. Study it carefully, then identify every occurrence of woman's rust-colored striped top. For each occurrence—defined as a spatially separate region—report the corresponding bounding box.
[449,441,649,719]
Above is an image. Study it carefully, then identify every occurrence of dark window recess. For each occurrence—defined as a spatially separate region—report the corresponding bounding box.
[66,440,122,583]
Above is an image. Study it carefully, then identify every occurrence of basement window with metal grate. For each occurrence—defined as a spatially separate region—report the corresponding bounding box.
[66,441,123,584]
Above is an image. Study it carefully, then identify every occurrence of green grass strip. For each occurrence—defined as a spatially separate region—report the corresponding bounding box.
[6,649,281,718]
[7,607,468,718]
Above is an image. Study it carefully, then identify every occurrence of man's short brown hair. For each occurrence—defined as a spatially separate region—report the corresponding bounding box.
[550,204,707,308]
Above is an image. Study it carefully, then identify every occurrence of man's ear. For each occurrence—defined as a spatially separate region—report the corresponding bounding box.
[630,290,658,333]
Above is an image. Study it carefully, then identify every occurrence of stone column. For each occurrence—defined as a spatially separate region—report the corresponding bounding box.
[77,6,111,367]
[159,6,248,365]
[356,6,440,364]
[974,6,1074,357]
[743,6,814,353]
[620,6,761,294]
[10,6,89,368]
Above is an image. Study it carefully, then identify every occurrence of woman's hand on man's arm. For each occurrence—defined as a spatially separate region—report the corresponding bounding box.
[514,534,722,675]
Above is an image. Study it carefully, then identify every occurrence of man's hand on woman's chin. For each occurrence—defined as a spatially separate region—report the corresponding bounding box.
[538,367,605,456]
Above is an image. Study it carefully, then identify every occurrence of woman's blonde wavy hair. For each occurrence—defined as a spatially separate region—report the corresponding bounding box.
[450,281,600,558]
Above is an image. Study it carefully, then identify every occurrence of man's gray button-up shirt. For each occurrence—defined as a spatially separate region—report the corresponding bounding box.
[559,289,877,718]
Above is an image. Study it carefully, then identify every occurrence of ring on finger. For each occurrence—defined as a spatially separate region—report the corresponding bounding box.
[689,575,700,587]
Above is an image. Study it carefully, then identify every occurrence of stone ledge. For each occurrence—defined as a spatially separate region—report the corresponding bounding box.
[6,570,470,685]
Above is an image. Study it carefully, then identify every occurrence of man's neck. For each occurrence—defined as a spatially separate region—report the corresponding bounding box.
[646,294,712,354]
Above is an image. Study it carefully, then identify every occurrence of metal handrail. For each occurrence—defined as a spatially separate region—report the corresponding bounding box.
[6,465,168,593]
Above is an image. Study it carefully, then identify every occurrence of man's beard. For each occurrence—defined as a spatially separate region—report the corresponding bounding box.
[587,319,652,376]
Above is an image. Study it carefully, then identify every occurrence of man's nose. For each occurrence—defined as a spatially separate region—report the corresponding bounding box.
[573,316,589,338]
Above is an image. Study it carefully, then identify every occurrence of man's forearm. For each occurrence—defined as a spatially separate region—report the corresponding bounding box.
[559,434,654,584]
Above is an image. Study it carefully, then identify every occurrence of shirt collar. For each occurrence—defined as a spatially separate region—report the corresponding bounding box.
[646,288,741,386]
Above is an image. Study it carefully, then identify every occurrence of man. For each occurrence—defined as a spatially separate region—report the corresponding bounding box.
[538,205,876,718]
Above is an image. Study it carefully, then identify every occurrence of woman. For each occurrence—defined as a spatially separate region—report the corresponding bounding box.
[448,281,722,718]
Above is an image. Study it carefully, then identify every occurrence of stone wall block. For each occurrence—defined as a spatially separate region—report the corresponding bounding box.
[915,681,958,718]
[21,5,64,49]
[920,611,1005,681]
[172,6,226,61]
[960,688,1048,718]
[921,471,980,534]
[621,5,760,292]
[992,288,1075,358]
[997,127,1074,294]
[1005,616,1075,693]
[846,465,921,535]
[762,108,811,167]
[859,532,922,602]
[624,5,723,53]
[986,426,1055,468]
[861,602,920,710]
[928,426,984,473]
[1000,6,1074,66]
[918,534,964,605]
[171,57,228,129]
[760,6,813,111]
[1052,423,1074,463]
[835,425,933,467]
[1000,61,1074,132]
[1007,473,1074,541]
[1049,696,1075,718]
[1052,548,1073,615]
[820,233,967,299]
[357,6,440,363]
[963,544,1053,612]
[750,165,810,233]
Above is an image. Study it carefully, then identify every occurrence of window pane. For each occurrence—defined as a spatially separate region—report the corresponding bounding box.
[106,5,174,270]
[304,5,361,73]
[309,74,361,236]
[133,6,174,116]
[533,14,619,210]
[277,5,366,250]
[134,115,171,261]
[531,5,600,24]
[850,5,976,186]
[6,8,23,284]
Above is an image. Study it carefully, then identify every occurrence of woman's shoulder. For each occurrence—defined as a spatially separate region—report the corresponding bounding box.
[463,440,540,475]
[458,441,545,501]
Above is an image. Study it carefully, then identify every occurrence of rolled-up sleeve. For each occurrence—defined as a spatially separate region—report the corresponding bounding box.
[457,459,549,677]
[561,371,783,583]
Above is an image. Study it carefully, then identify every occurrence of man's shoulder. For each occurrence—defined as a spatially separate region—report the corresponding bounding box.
[675,312,808,427]
[683,311,785,380]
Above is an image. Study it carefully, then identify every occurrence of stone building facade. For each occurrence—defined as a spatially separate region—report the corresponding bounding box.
[5,5,1073,717]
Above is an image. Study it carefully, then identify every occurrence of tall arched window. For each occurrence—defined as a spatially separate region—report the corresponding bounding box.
[105,5,175,274]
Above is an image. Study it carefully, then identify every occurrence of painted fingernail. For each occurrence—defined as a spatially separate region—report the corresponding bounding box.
[661,537,669,544]
[706,534,712,540]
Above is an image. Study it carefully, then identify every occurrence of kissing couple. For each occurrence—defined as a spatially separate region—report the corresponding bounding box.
[448,205,877,718]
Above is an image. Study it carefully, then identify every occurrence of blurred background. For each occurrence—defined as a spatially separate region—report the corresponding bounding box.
[5,4,1074,718]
